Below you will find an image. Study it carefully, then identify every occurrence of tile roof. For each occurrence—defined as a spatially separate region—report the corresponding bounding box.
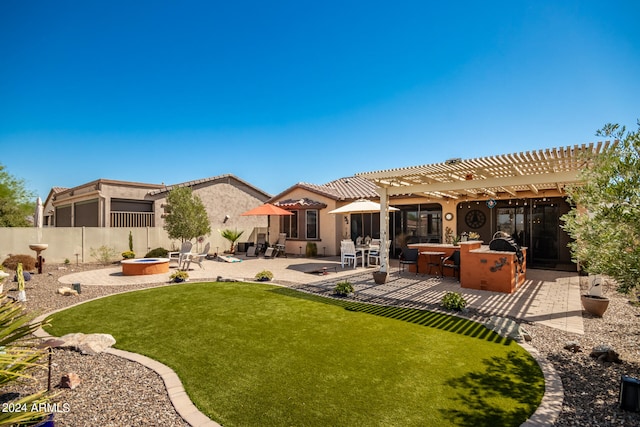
[270,176,379,202]
[148,174,270,198]
[274,198,327,209]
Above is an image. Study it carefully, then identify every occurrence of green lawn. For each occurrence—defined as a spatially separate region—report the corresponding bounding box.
[45,282,544,427]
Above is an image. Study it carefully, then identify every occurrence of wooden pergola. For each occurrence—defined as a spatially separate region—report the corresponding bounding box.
[356,142,614,272]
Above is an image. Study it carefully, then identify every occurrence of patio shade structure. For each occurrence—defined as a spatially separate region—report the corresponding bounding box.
[240,203,293,244]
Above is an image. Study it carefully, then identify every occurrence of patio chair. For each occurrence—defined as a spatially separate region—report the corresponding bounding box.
[169,241,193,267]
[399,248,419,275]
[368,239,381,266]
[341,240,363,268]
[185,242,210,270]
[441,250,461,280]
[275,233,287,258]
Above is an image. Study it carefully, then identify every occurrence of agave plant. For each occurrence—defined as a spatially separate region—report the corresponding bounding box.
[0,296,52,425]
[219,229,244,253]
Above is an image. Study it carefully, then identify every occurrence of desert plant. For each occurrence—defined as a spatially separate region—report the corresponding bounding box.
[0,295,52,425]
[145,247,169,258]
[2,254,37,271]
[90,245,119,265]
[441,291,467,311]
[128,230,134,252]
[305,242,317,257]
[121,250,136,259]
[334,281,354,296]
[169,270,189,283]
[64,258,70,265]
[255,270,274,281]
[219,229,244,253]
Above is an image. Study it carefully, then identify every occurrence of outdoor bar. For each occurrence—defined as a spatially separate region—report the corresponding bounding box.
[408,241,527,293]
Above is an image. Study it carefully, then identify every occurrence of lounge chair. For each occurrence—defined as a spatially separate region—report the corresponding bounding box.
[275,233,287,257]
[185,242,210,270]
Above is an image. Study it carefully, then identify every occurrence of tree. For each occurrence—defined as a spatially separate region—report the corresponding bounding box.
[163,187,211,242]
[561,120,640,293]
[0,163,35,227]
[219,229,244,253]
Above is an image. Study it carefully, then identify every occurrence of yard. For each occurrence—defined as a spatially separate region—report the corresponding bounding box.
[44,281,544,426]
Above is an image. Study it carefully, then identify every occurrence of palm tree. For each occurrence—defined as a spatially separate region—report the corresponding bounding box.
[219,229,244,253]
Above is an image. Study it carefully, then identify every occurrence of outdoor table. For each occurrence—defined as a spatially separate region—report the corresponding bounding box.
[419,251,445,275]
[356,245,372,267]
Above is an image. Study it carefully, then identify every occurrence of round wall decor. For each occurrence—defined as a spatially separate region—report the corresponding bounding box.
[444,212,454,221]
[465,209,486,229]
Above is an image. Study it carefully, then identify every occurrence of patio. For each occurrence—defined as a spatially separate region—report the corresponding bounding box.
[59,255,583,334]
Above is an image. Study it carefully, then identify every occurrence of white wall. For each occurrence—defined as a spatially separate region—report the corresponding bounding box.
[0,227,178,264]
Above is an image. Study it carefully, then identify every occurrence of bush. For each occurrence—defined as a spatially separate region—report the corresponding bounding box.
[89,245,119,265]
[121,250,136,259]
[2,254,37,271]
[441,291,467,311]
[255,270,274,281]
[145,247,169,258]
[334,281,354,296]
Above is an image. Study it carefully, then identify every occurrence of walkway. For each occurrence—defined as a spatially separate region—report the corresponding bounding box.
[60,255,583,334]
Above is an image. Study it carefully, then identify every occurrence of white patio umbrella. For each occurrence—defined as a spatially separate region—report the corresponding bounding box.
[328,199,399,215]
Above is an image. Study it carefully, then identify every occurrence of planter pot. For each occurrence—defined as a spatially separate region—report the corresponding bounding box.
[581,295,609,317]
[373,271,388,285]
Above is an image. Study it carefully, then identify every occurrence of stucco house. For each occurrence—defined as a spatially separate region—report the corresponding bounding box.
[270,142,613,271]
[43,174,271,253]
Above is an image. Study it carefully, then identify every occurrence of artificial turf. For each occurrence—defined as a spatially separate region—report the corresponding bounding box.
[44,281,545,426]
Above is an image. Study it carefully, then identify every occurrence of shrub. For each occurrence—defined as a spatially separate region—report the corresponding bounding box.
[2,254,37,271]
[441,291,467,311]
[305,242,318,257]
[334,281,354,296]
[255,270,274,281]
[64,258,70,265]
[89,245,119,265]
[121,250,136,259]
[145,247,169,258]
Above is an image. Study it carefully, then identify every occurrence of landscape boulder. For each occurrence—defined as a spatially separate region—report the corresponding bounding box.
[59,333,116,355]
[484,316,532,342]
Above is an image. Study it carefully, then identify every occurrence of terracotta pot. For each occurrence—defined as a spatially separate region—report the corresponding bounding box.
[373,271,388,285]
[581,295,609,317]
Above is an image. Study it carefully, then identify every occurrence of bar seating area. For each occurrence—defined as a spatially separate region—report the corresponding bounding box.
[407,241,527,293]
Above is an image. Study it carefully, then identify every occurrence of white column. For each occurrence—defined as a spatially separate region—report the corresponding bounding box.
[379,187,389,273]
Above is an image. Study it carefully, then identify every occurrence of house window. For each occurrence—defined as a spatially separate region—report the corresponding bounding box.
[306,210,318,239]
[283,211,299,239]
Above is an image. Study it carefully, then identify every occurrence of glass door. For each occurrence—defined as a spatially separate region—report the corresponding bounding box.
[531,204,559,265]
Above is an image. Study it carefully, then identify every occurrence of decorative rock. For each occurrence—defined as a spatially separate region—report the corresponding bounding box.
[57,286,79,296]
[590,344,622,363]
[60,372,81,389]
[484,316,530,342]
[564,341,583,352]
[59,333,116,355]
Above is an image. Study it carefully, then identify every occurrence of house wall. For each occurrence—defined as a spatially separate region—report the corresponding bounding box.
[168,180,270,253]
[270,188,342,256]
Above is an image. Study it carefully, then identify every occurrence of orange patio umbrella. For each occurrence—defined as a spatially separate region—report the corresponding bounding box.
[240,203,293,244]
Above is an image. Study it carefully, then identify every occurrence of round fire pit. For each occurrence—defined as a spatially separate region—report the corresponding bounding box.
[121,258,170,276]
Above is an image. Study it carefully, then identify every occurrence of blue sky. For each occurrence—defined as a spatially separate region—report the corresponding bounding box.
[1,1,639,200]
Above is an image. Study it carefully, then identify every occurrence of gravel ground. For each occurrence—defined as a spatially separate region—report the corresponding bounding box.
[2,263,640,426]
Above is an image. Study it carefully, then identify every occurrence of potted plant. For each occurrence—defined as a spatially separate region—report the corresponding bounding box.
[255,270,273,282]
[170,270,189,283]
[580,274,609,317]
[372,270,387,285]
[334,280,354,297]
